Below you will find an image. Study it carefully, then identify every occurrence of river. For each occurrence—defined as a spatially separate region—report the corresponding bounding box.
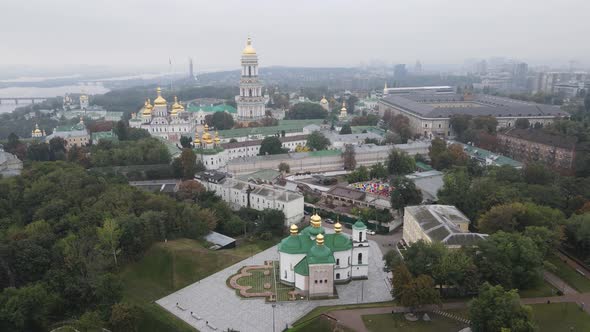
[0,84,110,114]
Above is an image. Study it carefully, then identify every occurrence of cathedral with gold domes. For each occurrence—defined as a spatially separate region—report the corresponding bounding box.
[278,214,369,298]
[129,87,196,142]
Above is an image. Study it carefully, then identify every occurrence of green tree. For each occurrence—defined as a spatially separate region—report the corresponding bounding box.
[180,135,192,148]
[341,144,356,170]
[109,302,141,332]
[346,165,370,183]
[475,232,543,289]
[339,124,352,135]
[306,131,331,150]
[387,149,416,175]
[0,282,60,332]
[259,136,286,155]
[258,209,285,236]
[477,202,564,234]
[286,102,328,119]
[433,249,479,296]
[97,218,122,266]
[178,148,197,180]
[437,169,474,217]
[523,162,554,185]
[114,120,128,141]
[370,162,388,180]
[390,176,422,214]
[469,283,535,332]
[403,240,446,277]
[391,264,440,310]
[449,114,472,138]
[278,162,290,173]
[515,118,530,129]
[207,111,235,130]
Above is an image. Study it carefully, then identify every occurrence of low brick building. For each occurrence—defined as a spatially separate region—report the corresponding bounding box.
[497,128,577,174]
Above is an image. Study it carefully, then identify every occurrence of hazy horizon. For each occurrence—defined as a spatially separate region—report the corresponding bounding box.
[2,0,590,69]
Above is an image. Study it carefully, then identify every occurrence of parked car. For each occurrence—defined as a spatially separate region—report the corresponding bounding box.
[304,210,310,215]
[325,218,334,224]
[367,230,376,235]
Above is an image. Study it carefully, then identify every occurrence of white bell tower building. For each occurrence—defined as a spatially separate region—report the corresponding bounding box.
[351,219,369,279]
[236,37,265,121]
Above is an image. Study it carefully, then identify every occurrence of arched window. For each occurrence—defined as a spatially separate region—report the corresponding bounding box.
[336,258,340,266]
[336,273,340,279]
[284,270,287,279]
[359,231,363,242]
[358,253,363,265]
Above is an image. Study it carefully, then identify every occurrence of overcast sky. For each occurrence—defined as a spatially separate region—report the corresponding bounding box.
[2,0,589,69]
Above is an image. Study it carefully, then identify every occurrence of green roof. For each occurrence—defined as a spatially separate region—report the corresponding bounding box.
[278,227,351,255]
[193,146,224,155]
[56,122,86,132]
[294,257,309,276]
[416,161,433,171]
[91,130,118,142]
[353,220,367,230]
[307,149,342,157]
[308,244,335,265]
[459,142,522,168]
[351,126,386,136]
[218,119,324,139]
[186,103,237,114]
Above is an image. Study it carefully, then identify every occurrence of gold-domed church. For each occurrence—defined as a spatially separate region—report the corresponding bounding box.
[278,214,369,298]
[129,87,196,142]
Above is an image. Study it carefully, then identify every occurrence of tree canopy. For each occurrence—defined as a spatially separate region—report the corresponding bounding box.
[285,102,328,120]
[306,131,331,151]
[259,137,286,155]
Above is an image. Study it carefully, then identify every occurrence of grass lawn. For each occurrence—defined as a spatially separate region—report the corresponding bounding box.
[519,280,559,298]
[292,301,395,326]
[532,303,590,332]
[448,303,590,332]
[361,313,467,332]
[547,255,590,292]
[119,237,276,332]
[290,316,355,332]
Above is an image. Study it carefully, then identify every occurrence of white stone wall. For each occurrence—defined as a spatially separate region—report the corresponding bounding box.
[279,252,306,284]
[295,271,308,291]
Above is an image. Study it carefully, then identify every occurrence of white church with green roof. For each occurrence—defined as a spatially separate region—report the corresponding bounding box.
[278,214,369,298]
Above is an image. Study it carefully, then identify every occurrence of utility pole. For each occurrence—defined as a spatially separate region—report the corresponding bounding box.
[272,304,276,332]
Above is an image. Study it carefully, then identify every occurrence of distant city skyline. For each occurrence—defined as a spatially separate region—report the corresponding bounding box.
[2,0,590,69]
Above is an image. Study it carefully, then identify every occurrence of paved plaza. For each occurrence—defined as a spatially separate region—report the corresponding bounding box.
[157,237,392,332]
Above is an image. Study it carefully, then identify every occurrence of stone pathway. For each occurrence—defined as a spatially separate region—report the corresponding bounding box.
[544,270,578,295]
[156,238,391,332]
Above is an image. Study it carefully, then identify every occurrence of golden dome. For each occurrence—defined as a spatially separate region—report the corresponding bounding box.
[153,87,167,106]
[172,96,184,111]
[290,224,299,235]
[214,131,220,143]
[320,96,328,104]
[142,99,152,116]
[201,124,212,141]
[33,123,42,135]
[193,130,201,144]
[334,221,342,233]
[316,233,325,245]
[340,101,347,112]
[242,37,256,55]
[310,213,322,228]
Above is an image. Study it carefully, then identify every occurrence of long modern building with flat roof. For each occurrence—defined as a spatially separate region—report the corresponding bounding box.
[378,92,566,139]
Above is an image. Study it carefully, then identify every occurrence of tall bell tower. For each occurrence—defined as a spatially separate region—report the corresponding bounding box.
[236,37,265,121]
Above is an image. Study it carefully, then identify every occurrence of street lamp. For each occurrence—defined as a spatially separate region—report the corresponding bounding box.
[272,304,277,332]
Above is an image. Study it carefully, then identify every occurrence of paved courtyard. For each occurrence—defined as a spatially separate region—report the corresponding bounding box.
[157,236,392,332]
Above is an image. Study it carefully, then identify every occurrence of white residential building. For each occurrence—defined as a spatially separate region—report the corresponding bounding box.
[195,170,304,225]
